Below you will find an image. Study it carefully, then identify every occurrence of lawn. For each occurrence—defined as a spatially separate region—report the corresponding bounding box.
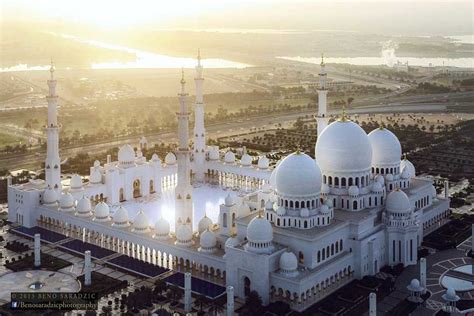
[5,252,71,271]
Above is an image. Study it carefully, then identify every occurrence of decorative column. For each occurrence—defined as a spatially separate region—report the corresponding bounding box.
[193,49,207,183]
[316,54,329,138]
[369,292,376,316]
[34,234,41,267]
[84,250,91,286]
[226,286,234,316]
[184,272,192,312]
[420,257,427,294]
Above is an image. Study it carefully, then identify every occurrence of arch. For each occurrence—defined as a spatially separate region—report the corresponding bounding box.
[298,251,304,264]
[244,277,251,296]
[223,213,227,227]
[353,200,358,210]
[232,213,236,227]
[133,179,141,198]
[150,180,155,193]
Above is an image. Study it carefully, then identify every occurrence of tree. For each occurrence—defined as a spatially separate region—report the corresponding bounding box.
[153,279,167,295]
[209,297,226,316]
[243,291,263,315]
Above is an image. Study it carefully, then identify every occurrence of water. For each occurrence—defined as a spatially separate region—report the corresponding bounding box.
[278,56,474,68]
[447,35,474,44]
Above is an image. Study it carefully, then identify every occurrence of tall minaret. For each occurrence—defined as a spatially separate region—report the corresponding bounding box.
[45,60,61,192]
[316,54,329,137]
[193,49,206,183]
[175,69,194,229]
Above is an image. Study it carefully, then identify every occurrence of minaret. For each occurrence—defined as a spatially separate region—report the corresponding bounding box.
[45,60,61,192]
[175,69,194,229]
[316,53,329,137]
[193,49,207,183]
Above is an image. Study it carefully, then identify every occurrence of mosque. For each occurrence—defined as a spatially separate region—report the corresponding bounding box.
[7,53,450,310]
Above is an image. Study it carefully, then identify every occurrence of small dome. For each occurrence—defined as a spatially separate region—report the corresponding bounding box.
[401,166,411,179]
[400,158,416,178]
[151,153,161,162]
[276,206,286,216]
[238,202,251,217]
[154,217,170,238]
[385,173,394,181]
[320,204,330,214]
[225,194,234,206]
[176,224,193,245]
[93,160,100,168]
[375,175,385,185]
[429,185,437,199]
[315,120,372,173]
[275,152,321,197]
[59,192,74,210]
[76,196,92,216]
[224,151,235,164]
[198,215,213,234]
[368,127,402,167]
[407,278,423,292]
[258,156,269,169]
[410,279,420,288]
[372,182,383,193]
[443,288,460,302]
[324,199,333,208]
[279,251,298,273]
[200,230,217,250]
[321,183,330,194]
[165,152,176,165]
[132,211,150,233]
[113,206,130,227]
[43,187,58,205]
[386,189,412,214]
[70,174,83,189]
[265,200,274,210]
[348,185,359,196]
[300,208,309,217]
[247,215,273,244]
[94,202,110,221]
[240,153,252,166]
[209,146,220,161]
[89,168,102,184]
[118,144,135,162]
[225,235,240,249]
[136,149,143,158]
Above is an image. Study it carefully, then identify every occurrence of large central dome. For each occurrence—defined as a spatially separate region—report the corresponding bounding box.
[315,120,372,173]
[275,152,321,197]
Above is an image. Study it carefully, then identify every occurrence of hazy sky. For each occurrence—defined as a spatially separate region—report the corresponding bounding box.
[1,0,472,35]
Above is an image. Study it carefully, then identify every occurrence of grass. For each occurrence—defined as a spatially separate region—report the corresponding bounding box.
[5,252,71,272]
[0,132,23,147]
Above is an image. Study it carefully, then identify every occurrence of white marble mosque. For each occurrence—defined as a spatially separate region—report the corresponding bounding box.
[7,53,450,310]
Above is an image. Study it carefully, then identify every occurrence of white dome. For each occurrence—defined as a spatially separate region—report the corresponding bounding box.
[386,189,412,214]
[410,279,420,288]
[375,175,385,185]
[265,200,274,210]
[315,120,372,173]
[238,202,251,217]
[320,204,330,214]
[247,215,273,244]
[113,206,130,227]
[118,144,135,162]
[429,185,437,198]
[372,182,383,193]
[269,160,281,189]
[200,230,217,250]
[368,127,402,167]
[198,215,213,233]
[275,152,321,197]
[43,187,58,205]
[94,202,110,221]
[165,152,176,165]
[443,288,460,302]
[176,224,193,245]
[240,153,252,166]
[209,146,220,160]
[89,168,102,184]
[401,167,411,179]
[132,211,150,233]
[385,173,394,181]
[224,151,235,164]
[59,192,74,210]
[348,185,359,196]
[324,199,333,208]
[279,251,298,272]
[154,217,170,238]
[300,208,309,217]
[76,196,92,216]
[400,158,416,178]
[258,156,269,169]
[70,174,83,189]
[151,153,161,162]
[321,183,330,194]
[225,194,234,206]
[225,235,240,249]
[93,160,100,168]
[276,206,286,216]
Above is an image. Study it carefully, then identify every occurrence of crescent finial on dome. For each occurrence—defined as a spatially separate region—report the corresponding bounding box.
[258,209,264,218]
[379,121,385,130]
[320,52,325,66]
[337,105,349,122]
[403,153,407,160]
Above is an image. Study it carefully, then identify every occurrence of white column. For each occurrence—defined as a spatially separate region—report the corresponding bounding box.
[471,224,474,254]
[369,292,376,316]
[184,272,192,312]
[226,286,234,316]
[316,55,329,137]
[444,180,449,199]
[84,250,92,286]
[420,257,427,294]
[34,234,41,267]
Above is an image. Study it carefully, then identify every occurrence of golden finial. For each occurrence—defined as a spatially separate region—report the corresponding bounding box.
[320,53,325,66]
[258,209,264,218]
[230,231,237,238]
[403,153,407,160]
[197,48,201,63]
[337,105,349,122]
[180,68,186,85]
[379,121,385,130]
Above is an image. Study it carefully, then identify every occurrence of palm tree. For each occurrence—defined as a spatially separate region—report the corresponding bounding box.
[209,297,226,316]
[243,290,263,315]
[194,294,209,314]
[153,279,167,296]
